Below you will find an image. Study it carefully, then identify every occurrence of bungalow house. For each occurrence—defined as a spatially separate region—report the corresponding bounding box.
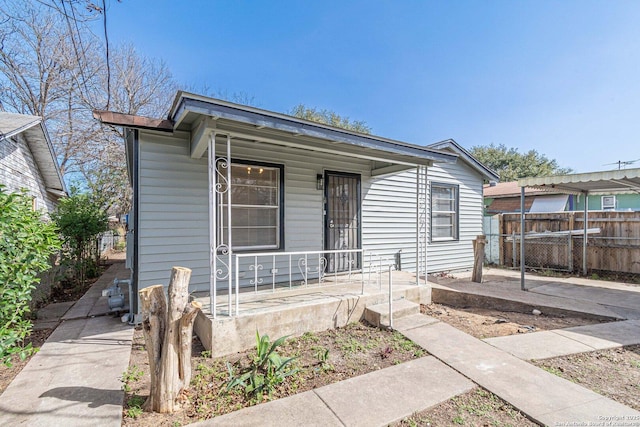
[95,92,498,319]
[0,112,66,213]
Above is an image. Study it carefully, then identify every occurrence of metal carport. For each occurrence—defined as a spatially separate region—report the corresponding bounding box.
[517,168,640,290]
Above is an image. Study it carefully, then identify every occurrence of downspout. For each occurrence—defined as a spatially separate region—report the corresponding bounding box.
[129,129,140,323]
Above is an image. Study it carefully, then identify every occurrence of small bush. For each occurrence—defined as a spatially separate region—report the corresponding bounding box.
[0,186,61,366]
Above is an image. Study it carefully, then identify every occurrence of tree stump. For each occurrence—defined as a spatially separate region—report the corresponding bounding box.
[139,266,202,413]
[472,235,486,283]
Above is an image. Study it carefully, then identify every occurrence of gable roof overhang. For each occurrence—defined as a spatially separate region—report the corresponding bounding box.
[427,139,500,182]
[519,168,640,195]
[168,92,458,169]
[0,112,67,196]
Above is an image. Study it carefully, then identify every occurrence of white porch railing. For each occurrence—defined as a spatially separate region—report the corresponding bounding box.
[209,248,399,317]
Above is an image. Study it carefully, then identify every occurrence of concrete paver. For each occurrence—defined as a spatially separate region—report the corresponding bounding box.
[198,391,343,427]
[398,318,640,426]
[554,319,640,349]
[314,356,474,427]
[484,320,640,360]
[484,330,595,360]
[0,262,133,427]
[0,316,133,427]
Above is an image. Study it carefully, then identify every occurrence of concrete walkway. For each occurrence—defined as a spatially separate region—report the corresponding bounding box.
[398,315,640,426]
[484,319,640,360]
[0,262,133,427]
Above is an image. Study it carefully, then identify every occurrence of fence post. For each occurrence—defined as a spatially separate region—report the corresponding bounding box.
[472,235,486,283]
[512,231,517,268]
[568,212,574,272]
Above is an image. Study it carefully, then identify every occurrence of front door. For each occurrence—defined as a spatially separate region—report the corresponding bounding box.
[324,172,361,272]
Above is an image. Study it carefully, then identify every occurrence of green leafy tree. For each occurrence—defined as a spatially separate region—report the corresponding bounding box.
[0,187,61,366]
[469,143,572,182]
[289,104,372,134]
[53,191,109,284]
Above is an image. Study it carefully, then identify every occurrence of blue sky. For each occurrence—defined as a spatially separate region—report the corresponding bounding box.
[99,0,640,173]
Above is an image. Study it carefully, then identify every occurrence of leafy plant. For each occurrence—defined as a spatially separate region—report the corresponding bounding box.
[0,187,61,366]
[125,404,143,419]
[314,346,330,363]
[226,331,298,401]
[120,365,144,392]
[52,189,108,285]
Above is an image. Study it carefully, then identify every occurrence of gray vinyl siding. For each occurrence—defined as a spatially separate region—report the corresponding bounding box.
[427,160,485,272]
[138,132,210,290]
[137,131,485,292]
[362,159,484,273]
[137,131,371,292]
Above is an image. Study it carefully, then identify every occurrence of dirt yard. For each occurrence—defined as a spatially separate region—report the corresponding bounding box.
[421,303,607,339]
[396,387,539,426]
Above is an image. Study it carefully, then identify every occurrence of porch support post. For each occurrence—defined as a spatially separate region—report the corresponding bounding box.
[208,132,217,318]
[583,193,588,275]
[415,166,420,285]
[423,167,428,278]
[225,135,233,316]
[415,165,427,285]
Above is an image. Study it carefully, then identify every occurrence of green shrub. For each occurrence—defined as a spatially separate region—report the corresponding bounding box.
[52,190,108,284]
[0,186,61,366]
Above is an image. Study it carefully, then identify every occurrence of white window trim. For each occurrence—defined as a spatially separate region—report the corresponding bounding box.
[218,160,283,251]
[601,195,616,210]
[430,182,459,242]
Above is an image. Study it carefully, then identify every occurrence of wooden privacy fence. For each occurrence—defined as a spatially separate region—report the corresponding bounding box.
[493,211,640,274]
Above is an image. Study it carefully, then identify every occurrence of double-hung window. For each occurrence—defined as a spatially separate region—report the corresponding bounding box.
[219,160,283,251]
[430,183,459,241]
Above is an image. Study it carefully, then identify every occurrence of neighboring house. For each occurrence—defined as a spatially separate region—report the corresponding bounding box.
[484,178,640,215]
[0,112,66,213]
[95,92,498,313]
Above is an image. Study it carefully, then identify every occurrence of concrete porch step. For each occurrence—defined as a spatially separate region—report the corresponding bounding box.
[364,299,420,327]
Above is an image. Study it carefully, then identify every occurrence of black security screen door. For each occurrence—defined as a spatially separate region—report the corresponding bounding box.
[324,172,361,272]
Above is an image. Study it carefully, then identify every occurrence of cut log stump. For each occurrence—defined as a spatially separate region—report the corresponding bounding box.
[139,266,202,413]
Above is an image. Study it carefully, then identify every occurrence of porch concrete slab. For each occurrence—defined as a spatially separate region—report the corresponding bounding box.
[398,318,640,425]
[554,320,640,349]
[0,315,133,427]
[313,356,474,427]
[483,331,595,360]
[192,390,343,427]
